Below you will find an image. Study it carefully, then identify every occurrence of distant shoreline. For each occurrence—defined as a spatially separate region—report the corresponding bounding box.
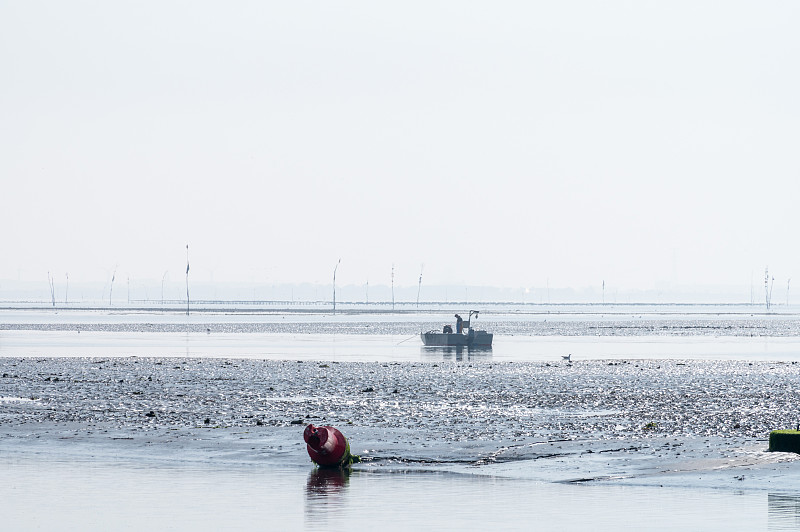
[0,301,797,315]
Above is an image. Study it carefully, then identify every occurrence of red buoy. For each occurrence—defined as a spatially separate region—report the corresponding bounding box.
[304,424,359,467]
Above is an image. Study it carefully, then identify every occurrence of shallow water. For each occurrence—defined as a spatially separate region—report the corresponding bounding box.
[4,307,800,362]
[4,307,800,530]
[3,329,800,362]
[2,455,795,531]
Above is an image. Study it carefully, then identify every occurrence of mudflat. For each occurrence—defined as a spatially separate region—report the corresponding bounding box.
[2,356,799,490]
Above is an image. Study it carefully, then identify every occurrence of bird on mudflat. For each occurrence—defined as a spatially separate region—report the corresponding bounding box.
[562,354,572,362]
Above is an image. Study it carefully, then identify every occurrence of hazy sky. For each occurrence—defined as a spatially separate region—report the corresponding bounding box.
[2,1,799,293]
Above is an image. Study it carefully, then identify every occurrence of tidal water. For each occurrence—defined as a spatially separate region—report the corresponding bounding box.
[4,306,800,362]
[2,456,796,531]
[3,305,800,530]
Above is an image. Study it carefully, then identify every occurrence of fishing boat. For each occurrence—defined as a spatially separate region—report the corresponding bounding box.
[421,310,493,347]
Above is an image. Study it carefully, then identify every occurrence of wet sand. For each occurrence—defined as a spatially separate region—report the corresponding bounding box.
[2,356,800,491]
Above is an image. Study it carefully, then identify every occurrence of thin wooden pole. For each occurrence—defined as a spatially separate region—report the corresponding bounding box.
[186,245,190,316]
[333,258,341,315]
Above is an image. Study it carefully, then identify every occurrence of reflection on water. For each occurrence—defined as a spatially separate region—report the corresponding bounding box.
[5,328,800,362]
[421,346,493,361]
[306,467,350,496]
[0,456,790,531]
[305,468,351,528]
[769,494,800,530]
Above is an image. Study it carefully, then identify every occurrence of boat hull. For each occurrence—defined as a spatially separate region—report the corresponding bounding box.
[421,330,493,347]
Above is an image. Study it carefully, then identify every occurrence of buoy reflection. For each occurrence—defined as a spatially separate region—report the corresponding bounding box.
[305,467,351,522]
[306,467,350,497]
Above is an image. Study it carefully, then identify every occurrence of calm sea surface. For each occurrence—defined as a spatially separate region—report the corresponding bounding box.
[3,456,797,531]
[3,306,800,530]
[4,305,800,361]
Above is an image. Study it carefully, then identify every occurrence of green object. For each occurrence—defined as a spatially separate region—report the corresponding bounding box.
[314,439,361,468]
[339,439,360,466]
[768,430,800,453]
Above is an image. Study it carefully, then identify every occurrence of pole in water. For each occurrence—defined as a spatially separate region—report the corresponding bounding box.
[185,244,190,316]
[304,424,360,467]
[417,264,423,309]
[109,266,117,307]
[47,271,56,307]
[333,258,341,315]
[788,278,792,306]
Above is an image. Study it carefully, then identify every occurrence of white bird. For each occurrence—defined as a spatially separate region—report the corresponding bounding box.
[562,354,572,362]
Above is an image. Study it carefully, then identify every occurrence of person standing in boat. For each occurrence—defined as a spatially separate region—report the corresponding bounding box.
[455,314,463,334]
